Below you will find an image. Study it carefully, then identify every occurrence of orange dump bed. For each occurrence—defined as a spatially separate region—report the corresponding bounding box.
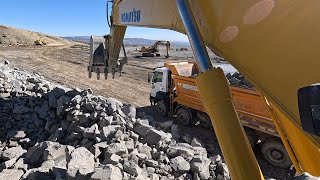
[166,62,277,136]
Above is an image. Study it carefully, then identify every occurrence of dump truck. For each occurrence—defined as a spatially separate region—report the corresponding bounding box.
[148,61,291,168]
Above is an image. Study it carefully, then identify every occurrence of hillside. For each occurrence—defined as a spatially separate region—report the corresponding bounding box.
[0,25,71,47]
[64,36,190,47]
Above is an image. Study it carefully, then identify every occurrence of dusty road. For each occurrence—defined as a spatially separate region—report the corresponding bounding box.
[0,44,154,107]
[0,44,295,179]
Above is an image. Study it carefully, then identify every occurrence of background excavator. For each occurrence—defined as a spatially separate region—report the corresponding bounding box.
[34,38,46,46]
[139,40,170,58]
[88,0,320,179]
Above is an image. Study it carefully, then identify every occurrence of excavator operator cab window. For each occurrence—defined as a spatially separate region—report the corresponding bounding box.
[298,84,320,136]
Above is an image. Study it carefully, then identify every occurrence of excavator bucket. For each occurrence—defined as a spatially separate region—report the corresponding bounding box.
[88,34,127,79]
[88,36,107,80]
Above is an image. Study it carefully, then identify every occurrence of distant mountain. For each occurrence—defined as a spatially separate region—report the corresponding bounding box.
[63,36,190,47]
[63,36,90,43]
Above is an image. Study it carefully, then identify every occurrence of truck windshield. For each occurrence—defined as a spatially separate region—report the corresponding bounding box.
[152,72,163,83]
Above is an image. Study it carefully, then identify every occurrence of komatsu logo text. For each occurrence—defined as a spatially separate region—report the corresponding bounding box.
[121,9,141,23]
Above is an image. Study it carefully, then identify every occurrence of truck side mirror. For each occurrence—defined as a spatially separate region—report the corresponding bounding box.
[298,84,320,136]
[148,73,154,83]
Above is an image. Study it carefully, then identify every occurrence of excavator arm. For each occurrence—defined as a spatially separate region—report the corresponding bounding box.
[90,0,320,178]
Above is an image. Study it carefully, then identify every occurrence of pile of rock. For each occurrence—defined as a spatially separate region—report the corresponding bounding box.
[226,72,255,90]
[0,62,230,180]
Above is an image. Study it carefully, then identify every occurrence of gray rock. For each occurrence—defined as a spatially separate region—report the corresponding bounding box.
[171,124,181,140]
[121,104,136,118]
[129,131,139,141]
[81,89,93,96]
[229,77,241,86]
[125,140,135,152]
[150,174,160,180]
[38,101,50,118]
[167,143,195,161]
[26,83,35,91]
[0,92,10,98]
[0,157,18,170]
[84,101,95,112]
[13,104,30,114]
[141,129,171,146]
[78,113,91,124]
[99,116,113,127]
[104,142,128,156]
[6,130,26,141]
[133,120,153,137]
[51,87,67,99]
[1,146,27,160]
[25,142,50,167]
[190,156,211,179]
[43,142,68,161]
[145,159,159,167]
[107,97,123,107]
[171,156,190,174]
[193,172,201,180]
[83,124,100,139]
[13,158,28,170]
[182,134,192,144]
[137,143,152,159]
[67,147,95,179]
[159,121,173,132]
[211,154,222,163]
[103,154,121,165]
[23,167,54,180]
[123,160,143,177]
[27,77,41,84]
[56,95,71,115]
[0,169,24,180]
[216,162,230,179]
[90,165,123,180]
[65,88,81,97]
[101,125,121,140]
[48,93,57,108]
[190,137,204,147]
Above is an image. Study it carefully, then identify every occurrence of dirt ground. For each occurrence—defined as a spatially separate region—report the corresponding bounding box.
[0,44,295,179]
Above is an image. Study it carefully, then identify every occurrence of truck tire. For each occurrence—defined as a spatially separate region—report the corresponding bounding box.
[176,107,192,126]
[156,100,168,117]
[261,138,292,169]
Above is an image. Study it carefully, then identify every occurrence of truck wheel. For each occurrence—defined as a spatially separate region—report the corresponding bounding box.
[176,107,192,126]
[261,138,292,168]
[156,100,168,117]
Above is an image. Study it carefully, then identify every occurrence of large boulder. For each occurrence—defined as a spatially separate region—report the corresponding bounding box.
[0,169,24,180]
[190,156,211,179]
[67,147,95,179]
[170,156,190,174]
[1,146,27,161]
[141,129,171,146]
[90,165,123,180]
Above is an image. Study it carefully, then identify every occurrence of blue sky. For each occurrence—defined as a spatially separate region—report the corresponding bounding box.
[0,0,188,42]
